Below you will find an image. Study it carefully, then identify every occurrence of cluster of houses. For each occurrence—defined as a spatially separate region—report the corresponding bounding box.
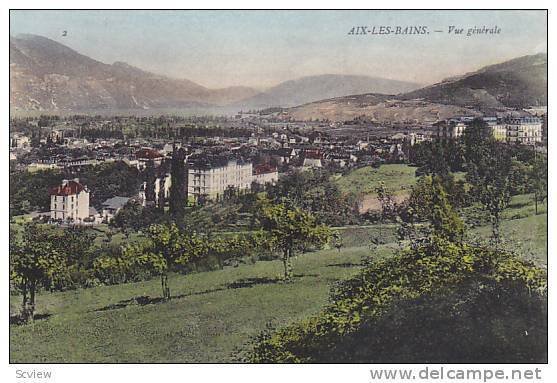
[139,152,281,205]
[46,151,281,225]
[11,110,546,225]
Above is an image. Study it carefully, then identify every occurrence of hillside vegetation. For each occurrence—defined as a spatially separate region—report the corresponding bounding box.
[10,201,546,362]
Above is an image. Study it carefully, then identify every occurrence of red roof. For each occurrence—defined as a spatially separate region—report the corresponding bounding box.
[254,164,277,175]
[136,148,163,159]
[304,150,322,159]
[50,180,85,196]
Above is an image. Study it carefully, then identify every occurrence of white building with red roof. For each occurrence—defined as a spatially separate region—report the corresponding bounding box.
[50,178,90,223]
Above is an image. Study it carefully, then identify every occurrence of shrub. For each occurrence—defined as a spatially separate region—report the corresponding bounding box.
[246,236,546,363]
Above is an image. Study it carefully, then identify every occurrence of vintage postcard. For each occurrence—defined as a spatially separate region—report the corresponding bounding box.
[7,7,549,372]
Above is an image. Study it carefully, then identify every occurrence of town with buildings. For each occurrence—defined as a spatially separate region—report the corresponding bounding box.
[9,111,546,226]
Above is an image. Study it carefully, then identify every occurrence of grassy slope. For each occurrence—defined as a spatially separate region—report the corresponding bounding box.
[10,206,546,362]
[471,194,547,264]
[10,244,390,363]
[334,164,418,197]
[10,164,546,362]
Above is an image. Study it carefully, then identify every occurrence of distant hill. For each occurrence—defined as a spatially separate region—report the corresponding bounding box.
[10,34,545,117]
[284,54,547,123]
[10,34,258,112]
[238,74,420,109]
[286,94,481,125]
[399,53,547,109]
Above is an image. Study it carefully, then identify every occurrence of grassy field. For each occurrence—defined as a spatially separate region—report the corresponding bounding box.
[469,194,547,265]
[334,164,419,213]
[10,244,389,363]
[334,164,418,197]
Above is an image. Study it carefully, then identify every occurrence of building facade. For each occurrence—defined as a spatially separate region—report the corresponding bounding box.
[438,116,543,144]
[438,121,468,139]
[139,173,172,207]
[503,117,543,144]
[188,159,253,200]
[50,179,90,223]
[135,148,164,170]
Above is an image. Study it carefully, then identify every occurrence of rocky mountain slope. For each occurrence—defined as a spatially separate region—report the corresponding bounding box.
[10,34,420,113]
[10,34,258,112]
[399,53,547,109]
[285,53,546,123]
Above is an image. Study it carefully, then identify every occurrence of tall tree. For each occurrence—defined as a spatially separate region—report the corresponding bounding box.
[404,175,464,244]
[430,177,465,243]
[169,147,187,219]
[157,176,166,210]
[144,223,206,300]
[375,181,396,222]
[468,142,512,247]
[463,118,493,164]
[143,160,157,206]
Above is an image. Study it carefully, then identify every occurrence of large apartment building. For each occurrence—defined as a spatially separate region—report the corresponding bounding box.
[503,117,543,144]
[49,178,90,223]
[438,116,543,144]
[188,159,253,201]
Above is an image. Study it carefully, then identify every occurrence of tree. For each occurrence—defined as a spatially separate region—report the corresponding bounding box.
[266,169,360,226]
[111,199,144,230]
[144,223,206,300]
[143,160,157,206]
[407,177,434,222]
[412,140,460,175]
[405,175,464,244]
[375,181,396,222]
[425,141,450,176]
[157,176,166,210]
[10,223,67,321]
[247,235,547,363]
[530,154,547,215]
[258,198,331,281]
[78,161,142,208]
[467,143,512,247]
[462,118,493,164]
[207,233,263,269]
[56,226,96,289]
[169,147,187,219]
[508,160,531,196]
[430,177,465,243]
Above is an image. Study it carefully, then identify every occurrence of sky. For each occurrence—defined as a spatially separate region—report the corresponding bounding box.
[10,10,547,89]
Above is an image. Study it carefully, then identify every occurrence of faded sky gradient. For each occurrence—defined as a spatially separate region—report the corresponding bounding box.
[10,10,547,89]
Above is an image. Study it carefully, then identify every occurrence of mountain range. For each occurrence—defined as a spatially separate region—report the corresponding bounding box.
[285,53,547,123]
[9,34,420,113]
[10,34,546,122]
[237,74,419,108]
[10,34,257,111]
